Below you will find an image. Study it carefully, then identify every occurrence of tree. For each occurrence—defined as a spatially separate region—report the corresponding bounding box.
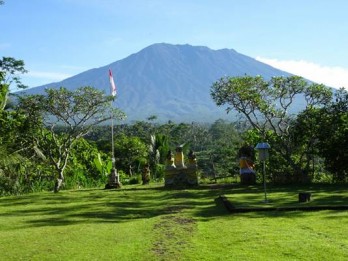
[318,88,348,182]
[19,86,125,192]
[209,119,240,145]
[68,138,111,187]
[0,57,27,110]
[211,75,332,181]
[0,57,33,194]
[168,123,193,148]
[293,88,348,182]
[207,119,241,176]
[114,134,148,175]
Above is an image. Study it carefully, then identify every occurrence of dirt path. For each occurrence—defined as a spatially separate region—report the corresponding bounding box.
[151,205,196,260]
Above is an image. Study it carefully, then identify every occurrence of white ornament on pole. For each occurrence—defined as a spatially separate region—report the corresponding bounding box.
[255,142,271,203]
[255,142,270,161]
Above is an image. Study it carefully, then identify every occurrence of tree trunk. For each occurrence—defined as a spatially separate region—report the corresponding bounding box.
[54,171,64,193]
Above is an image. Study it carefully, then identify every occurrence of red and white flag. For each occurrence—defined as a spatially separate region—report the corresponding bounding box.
[109,69,117,97]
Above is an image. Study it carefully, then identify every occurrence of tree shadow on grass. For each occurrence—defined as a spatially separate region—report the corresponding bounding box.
[1,183,347,229]
[0,185,235,229]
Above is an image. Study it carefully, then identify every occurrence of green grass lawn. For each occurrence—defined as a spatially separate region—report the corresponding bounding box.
[0,183,347,260]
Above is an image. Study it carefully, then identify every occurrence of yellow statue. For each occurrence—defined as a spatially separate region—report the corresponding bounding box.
[174,146,186,169]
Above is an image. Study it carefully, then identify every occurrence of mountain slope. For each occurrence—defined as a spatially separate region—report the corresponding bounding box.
[21,43,292,122]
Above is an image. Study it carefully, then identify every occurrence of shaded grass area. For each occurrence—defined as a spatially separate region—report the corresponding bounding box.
[0,183,347,260]
[219,183,348,212]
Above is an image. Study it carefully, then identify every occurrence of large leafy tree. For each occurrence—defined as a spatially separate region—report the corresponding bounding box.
[19,86,125,192]
[211,75,332,181]
[292,88,348,182]
[318,89,348,182]
[0,57,31,194]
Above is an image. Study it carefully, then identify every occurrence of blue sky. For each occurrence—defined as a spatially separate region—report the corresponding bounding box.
[1,0,348,90]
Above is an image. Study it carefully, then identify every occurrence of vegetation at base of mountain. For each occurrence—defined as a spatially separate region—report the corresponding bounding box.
[1,55,348,195]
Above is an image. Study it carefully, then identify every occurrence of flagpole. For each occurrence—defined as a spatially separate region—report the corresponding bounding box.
[111,99,115,169]
[105,69,120,189]
[109,68,117,169]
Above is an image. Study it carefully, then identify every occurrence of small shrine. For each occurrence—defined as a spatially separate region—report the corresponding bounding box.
[105,168,121,189]
[164,146,199,187]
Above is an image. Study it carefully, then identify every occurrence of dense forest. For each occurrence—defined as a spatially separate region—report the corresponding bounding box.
[1,57,348,196]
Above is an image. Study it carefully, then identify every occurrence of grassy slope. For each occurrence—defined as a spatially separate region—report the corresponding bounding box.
[0,183,347,260]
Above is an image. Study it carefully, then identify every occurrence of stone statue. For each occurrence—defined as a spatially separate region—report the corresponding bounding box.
[142,164,150,185]
[165,150,176,169]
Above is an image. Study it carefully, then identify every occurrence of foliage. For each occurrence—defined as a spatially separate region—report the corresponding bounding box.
[93,152,112,178]
[0,57,27,89]
[114,133,148,174]
[317,89,348,182]
[204,119,241,178]
[66,138,111,189]
[0,57,27,110]
[121,120,154,142]
[147,133,171,179]
[0,147,55,195]
[211,75,333,181]
[0,57,49,194]
[1,57,29,147]
[292,88,348,182]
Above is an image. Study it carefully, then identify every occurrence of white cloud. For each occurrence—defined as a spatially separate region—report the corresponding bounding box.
[256,57,348,90]
[28,71,73,81]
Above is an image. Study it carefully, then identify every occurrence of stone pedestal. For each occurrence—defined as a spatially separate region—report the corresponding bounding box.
[299,192,311,202]
[240,173,256,185]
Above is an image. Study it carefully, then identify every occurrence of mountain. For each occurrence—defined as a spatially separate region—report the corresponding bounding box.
[20,43,293,123]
